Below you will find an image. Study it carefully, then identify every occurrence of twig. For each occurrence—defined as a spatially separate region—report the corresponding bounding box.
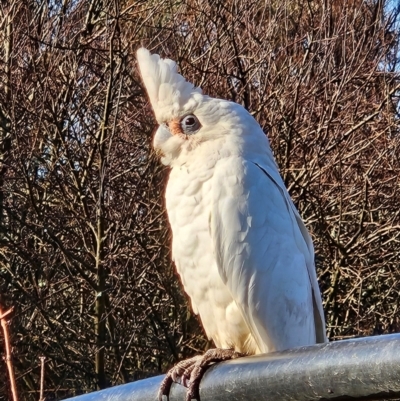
[39,356,46,401]
[0,305,19,401]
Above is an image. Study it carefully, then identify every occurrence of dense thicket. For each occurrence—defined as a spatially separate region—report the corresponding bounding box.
[0,0,399,399]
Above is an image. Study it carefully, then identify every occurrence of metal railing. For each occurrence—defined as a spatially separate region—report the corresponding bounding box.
[65,333,400,400]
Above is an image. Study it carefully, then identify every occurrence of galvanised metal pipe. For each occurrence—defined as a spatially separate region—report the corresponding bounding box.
[65,333,400,401]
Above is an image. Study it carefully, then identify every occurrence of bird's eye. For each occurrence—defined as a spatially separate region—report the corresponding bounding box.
[180,114,201,134]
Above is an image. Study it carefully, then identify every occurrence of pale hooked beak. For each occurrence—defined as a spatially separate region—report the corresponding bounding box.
[153,124,172,152]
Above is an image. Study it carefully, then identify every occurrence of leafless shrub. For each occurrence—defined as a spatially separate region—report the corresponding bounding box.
[0,0,399,399]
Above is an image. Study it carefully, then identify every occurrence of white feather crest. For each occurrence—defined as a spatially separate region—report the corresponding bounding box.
[136,48,203,123]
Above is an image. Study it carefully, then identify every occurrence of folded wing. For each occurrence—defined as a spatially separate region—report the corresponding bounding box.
[211,156,327,353]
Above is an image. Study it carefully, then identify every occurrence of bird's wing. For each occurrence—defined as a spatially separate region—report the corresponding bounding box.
[211,156,327,353]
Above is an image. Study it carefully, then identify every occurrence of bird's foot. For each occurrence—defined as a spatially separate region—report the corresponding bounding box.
[158,348,244,401]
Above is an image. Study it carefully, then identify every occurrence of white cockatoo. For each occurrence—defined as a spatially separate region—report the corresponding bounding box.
[136,48,327,401]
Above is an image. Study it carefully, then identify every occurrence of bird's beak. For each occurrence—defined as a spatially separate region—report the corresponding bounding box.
[153,124,172,153]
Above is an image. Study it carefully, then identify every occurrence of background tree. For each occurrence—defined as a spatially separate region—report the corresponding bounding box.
[0,0,399,400]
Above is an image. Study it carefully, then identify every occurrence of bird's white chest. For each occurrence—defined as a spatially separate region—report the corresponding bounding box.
[165,164,258,353]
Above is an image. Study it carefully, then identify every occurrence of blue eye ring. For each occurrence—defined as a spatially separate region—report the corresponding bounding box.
[180,114,201,134]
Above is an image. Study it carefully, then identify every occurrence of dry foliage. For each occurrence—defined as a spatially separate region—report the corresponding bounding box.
[0,0,399,399]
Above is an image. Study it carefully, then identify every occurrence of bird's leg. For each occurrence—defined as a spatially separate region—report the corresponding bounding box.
[158,356,203,400]
[158,348,244,401]
[184,348,244,401]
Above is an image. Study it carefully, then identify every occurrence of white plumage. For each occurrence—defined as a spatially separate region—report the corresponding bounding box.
[137,48,327,358]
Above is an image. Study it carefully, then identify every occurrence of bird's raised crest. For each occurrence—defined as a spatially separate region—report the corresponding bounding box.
[136,48,203,123]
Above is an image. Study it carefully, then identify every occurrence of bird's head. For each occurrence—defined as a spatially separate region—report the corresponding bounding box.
[136,48,266,167]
